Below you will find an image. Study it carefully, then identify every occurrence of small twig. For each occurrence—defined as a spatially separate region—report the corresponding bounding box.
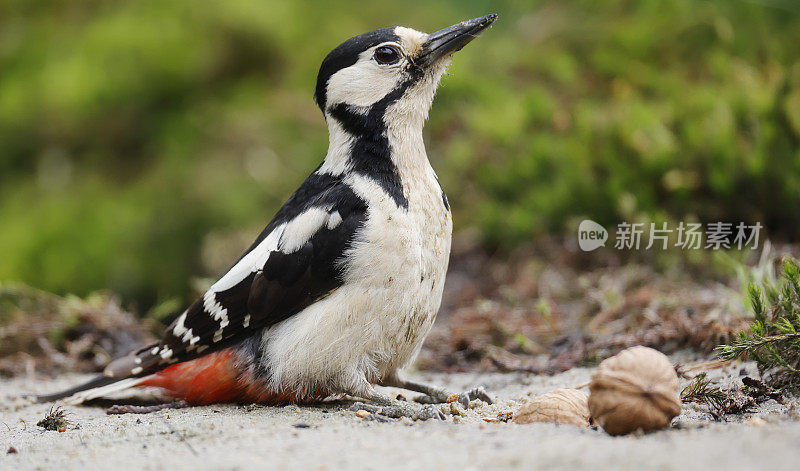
[681,359,732,374]
[106,400,188,415]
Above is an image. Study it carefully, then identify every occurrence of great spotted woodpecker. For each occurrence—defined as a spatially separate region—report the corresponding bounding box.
[36,14,498,420]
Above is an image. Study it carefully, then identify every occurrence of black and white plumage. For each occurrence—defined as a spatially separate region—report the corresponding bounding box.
[107,171,368,377]
[37,15,497,418]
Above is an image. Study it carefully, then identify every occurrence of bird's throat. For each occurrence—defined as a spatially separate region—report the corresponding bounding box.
[319,94,429,210]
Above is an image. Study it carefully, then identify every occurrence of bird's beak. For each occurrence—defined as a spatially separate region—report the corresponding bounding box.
[416,14,498,68]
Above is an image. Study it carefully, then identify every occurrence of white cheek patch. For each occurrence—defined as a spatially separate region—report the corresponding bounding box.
[326,51,403,108]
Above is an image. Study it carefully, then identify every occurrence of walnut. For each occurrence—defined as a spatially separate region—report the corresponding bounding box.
[588,346,682,435]
[513,388,591,426]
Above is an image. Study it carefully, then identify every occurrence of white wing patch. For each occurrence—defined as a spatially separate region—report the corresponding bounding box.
[171,311,198,345]
[278,207,342,253]
[176,223,287,346]
[165,206,342,350]
[172,312,188,336]
[327,211,343,229]
[204,291,229,326]
[204,292,229,343]
[210,223,287,293]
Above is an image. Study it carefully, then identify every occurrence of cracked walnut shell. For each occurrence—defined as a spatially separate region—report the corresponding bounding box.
[513,388,591,426]
[588,346,682,435]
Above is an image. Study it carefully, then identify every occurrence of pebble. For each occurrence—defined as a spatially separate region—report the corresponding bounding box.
[355,410,370,418]
[468,399,485,410]
[449,402,465,416]
[745,417,767,427]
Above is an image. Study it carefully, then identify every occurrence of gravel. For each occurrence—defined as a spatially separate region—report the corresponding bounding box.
[2,362,799,471]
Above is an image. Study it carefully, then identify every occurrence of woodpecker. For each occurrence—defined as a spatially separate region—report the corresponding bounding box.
[36,14,497,420]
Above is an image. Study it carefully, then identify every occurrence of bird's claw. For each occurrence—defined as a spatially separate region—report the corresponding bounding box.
[349,402,381,414]
[349,401,444,421]
[415,386,494,407]
[460,386,494,406]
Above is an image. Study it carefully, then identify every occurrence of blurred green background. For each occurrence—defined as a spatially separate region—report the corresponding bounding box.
[1,0,799,310]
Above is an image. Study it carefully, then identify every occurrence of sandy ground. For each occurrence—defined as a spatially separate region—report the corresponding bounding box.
[2,362,800,471]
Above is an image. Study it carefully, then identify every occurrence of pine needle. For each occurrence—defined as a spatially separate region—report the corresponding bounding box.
[681,373,727,409]
[716,257,800,389]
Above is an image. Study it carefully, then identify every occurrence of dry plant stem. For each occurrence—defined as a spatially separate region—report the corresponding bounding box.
[680,359,732,374]
[106,400,189,415]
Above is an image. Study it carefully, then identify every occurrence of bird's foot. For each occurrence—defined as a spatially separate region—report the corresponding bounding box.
[106,400,189,415]
[414,386,493,407]
[349,401,445,421]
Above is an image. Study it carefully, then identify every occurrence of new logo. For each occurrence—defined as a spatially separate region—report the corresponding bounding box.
[578,219,608,252]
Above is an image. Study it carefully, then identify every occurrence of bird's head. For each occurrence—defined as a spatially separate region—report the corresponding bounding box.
[314,14,497,129]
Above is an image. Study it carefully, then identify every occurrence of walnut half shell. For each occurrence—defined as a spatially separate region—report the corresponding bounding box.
[513,388,591,426]
[588,346,682,435]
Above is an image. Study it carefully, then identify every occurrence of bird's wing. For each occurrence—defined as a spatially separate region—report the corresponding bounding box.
[105,172,368,378]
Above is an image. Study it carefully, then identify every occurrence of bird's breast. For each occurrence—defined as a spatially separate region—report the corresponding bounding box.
[347,165,452,288]
[342,165,452,369]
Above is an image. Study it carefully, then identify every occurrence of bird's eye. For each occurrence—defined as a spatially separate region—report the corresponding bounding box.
[374,46,402,65]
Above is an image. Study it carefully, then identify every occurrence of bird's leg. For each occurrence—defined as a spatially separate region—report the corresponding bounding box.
[381,375,493,407]
[349,388,445,420]
[106,400,189,415]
